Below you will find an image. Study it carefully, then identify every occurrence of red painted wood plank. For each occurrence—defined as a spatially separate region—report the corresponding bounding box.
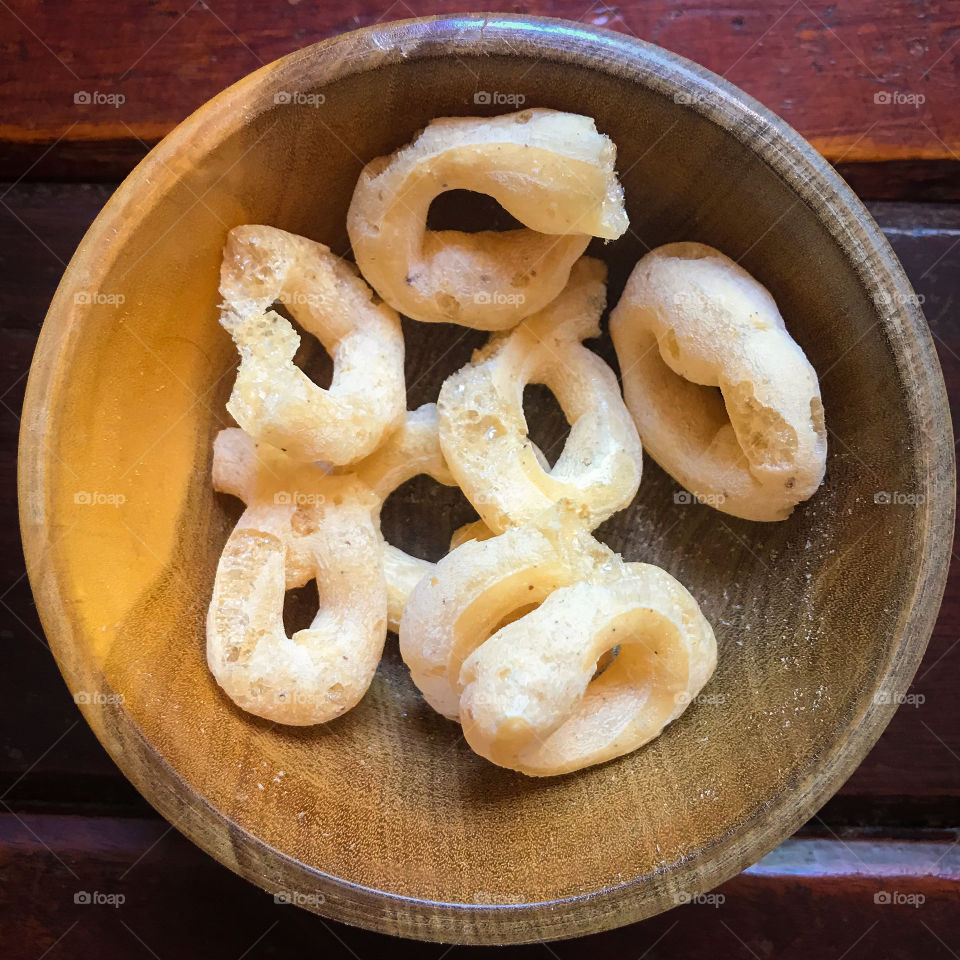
[0,814,957,958]
[0,1,957,179]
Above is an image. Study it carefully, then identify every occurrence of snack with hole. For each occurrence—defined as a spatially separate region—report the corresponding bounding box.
[347,109,628,329]
[438,257,642,533]
[220,225,405,465]
[207,405,452,724]
[610,242,827,521]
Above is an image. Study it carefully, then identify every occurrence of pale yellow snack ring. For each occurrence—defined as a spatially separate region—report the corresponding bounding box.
[208,406,452,724]
[610,242,827,521]
[460,566,716,776]
[438,257,642,533]
[207,430,387,725]
[399,517,716,775]
[219,224,405,464]
[399,522,603,720]
[347,109,628,329]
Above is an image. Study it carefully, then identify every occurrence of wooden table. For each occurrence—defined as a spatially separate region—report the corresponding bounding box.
[2,2,958,957]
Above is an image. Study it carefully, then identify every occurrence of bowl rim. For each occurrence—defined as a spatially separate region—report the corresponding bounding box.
[18,12,956,945]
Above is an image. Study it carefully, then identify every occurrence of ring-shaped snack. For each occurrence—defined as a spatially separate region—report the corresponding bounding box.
[207,429,385,725]
[460,566,716,776]
[399,520,604,720]
[220,224,405,464]
[438,257,642,534]
[347,109,628,329]
[399,516,716,775]
[610,242,827,521]
[207,405,452,725]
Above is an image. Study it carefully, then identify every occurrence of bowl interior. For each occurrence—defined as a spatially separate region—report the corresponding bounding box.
[24,19,949,943]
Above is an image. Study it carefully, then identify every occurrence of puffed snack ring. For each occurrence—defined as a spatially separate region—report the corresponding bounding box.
[219,224,405,464]
[207,405,452,725]
[399,519,716,776]
[346,108,629,330]
[438,257,642,534]
[610,242,827,522]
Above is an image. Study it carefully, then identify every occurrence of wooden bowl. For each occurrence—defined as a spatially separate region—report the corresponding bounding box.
[19,14,954,945]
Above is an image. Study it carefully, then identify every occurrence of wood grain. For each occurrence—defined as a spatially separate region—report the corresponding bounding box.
[0,2,959,179]
[838,160,960,203]
[2,813,958,960]
[14,17,956,944]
